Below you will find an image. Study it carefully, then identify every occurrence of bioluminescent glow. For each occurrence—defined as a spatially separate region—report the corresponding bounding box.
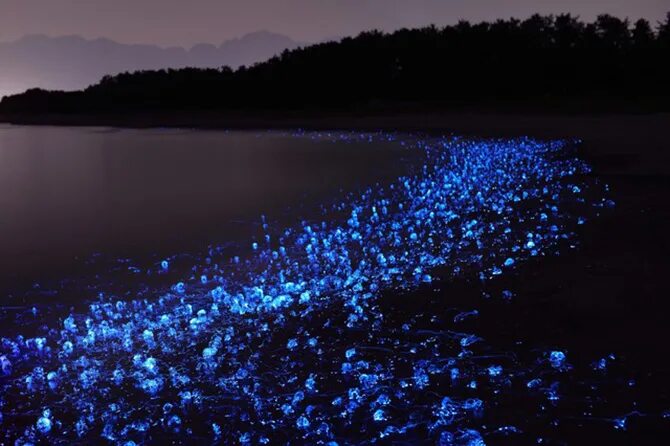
[0,132,642,445]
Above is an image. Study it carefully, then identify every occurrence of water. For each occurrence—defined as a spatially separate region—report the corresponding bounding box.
[0,126,412,293]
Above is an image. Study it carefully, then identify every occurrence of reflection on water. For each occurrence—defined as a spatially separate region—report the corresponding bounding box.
[0,126,412,291]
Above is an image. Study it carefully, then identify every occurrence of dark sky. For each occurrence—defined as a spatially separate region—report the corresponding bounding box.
[1,0,667,46]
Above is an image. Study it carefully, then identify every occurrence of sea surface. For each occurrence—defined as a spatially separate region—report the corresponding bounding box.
[0,125,413,293]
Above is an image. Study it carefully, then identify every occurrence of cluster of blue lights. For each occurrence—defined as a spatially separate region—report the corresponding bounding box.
[1,132,626,445]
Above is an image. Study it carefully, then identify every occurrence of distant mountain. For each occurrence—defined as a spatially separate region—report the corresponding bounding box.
[0,31,303,98]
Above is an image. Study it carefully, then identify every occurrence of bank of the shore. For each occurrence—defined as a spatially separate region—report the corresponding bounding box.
[2,111,669,176]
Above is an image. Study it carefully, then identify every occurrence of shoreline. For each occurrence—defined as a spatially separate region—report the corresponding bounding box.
[2,110,669,176]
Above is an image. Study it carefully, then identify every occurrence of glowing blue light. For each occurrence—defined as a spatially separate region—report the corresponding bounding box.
[549,351,566,369]
[487,365,503,377]
[0,132,614,444]
[613,416,627,430]
[36,411,52,434]
[296,415,310,429]
[1,355,12,376]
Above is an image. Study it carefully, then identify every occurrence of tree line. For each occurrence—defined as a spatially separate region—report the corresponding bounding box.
[2,13,669,114]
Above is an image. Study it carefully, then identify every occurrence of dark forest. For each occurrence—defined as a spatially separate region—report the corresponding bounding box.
[2,13,669,114]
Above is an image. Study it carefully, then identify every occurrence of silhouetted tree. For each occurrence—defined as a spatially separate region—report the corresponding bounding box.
[658,12,670,47]
[632,19,655,48]
[553,14,584,48]
[595,14,631,49]
[521,14,554,48]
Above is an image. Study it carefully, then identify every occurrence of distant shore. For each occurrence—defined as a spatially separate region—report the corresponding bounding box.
[2,110,669,176]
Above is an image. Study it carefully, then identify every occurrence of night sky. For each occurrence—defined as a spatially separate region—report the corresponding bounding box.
[1,0,667,46]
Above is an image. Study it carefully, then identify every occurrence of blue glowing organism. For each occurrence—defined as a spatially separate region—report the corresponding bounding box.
[487,365,503,377]
[359,373,379,390]
[142,329,155,345]
[593,353,615,371]
[459,429,486,446]
[300,291,311,304]
[36,410,52,434]
[305,375,316,392]
[141,378,163,396]
[613,416,627,430]
[296,415,310,430]
[437,396,458,423]
[63,341,74,355]
[292,390,305,405]
[527,378,542,389]
[413,367,429,389]
[167,414,181,430]
[281,404,293,415]
[460,335,479,348]
[375,394,391,407]
[438,431,455,445]
[549,351,566,369]
[0,355,11,376]
[546,382,561,402]
[463,398,483,413]
[143,357,158,373]
[594,358,608,370]
[453,310,479,323]
[63,315,77,332]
